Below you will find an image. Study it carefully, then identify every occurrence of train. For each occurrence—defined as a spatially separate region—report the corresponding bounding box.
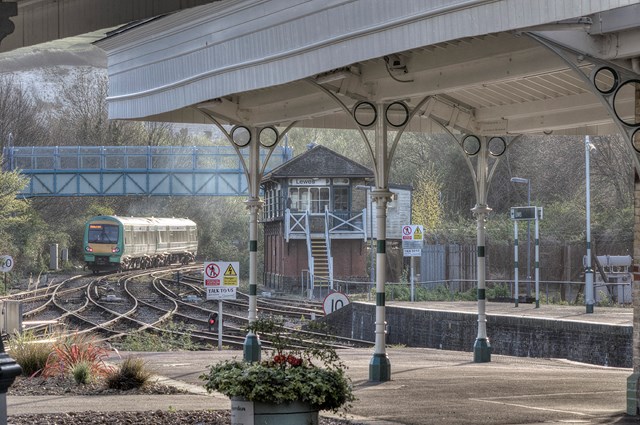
[83,216,198,273]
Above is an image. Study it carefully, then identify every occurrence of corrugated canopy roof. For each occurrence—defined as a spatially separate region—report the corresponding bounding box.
[95,0,640,136]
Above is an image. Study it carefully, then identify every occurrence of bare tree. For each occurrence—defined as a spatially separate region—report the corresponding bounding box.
[589,134,634,209]
[0,77,48,149]
[49,69,144,146]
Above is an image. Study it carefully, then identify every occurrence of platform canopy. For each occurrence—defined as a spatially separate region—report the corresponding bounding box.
[1,0,216,52]
[94,0,640,137]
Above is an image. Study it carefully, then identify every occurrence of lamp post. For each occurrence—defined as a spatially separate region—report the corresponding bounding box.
[585,135,595,314]
[510,177,531,298]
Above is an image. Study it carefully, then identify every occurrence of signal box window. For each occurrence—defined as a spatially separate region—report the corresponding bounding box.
[288,187,329,213]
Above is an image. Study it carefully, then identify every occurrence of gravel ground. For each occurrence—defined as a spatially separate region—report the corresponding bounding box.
[7,376,361,425]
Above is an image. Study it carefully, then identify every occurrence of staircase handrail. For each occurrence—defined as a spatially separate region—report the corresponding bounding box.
[362,208,367,242]
[304,210,314,297]
[285,208,290,242]
[324,206,334,290]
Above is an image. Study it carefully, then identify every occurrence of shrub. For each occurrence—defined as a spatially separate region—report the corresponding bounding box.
[105,357,153,390]
[487,283,510,299]
[200,318,355,414]
[41,332,112,380]
[7,331,53,376]
[71,361,92,384]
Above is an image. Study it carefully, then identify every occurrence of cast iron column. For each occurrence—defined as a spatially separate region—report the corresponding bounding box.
[473,139,491,363]
[369,102,392,382]
[369,188,393,381]
[243,128,262,362]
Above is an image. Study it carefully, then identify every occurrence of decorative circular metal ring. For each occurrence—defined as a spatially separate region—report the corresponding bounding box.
[353,101,377,128]
[613,79,640,127]
[385,101,410,128]
[488,137,506,157]
[462,135,481,156]
[231,126,251,147]
[259,127,279,148]
[632,128,640,153]
[593,66,619,95]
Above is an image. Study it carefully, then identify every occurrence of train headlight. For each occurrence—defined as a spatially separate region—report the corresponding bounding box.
[112,247,120,253]
[85,246,93,252]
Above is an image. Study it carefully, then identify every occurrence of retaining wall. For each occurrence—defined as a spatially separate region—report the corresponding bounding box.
[323,302,632,367]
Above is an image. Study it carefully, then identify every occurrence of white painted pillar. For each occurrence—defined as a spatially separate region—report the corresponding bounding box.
[243,127,262,362]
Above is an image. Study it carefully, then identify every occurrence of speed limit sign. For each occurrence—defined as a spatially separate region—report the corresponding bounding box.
[323,292,350,315]
[0,255,14,272]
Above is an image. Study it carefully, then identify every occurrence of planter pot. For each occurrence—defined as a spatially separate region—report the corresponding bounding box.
[230,397,319,425]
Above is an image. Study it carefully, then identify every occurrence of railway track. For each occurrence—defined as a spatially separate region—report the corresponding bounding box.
[10,265,372,351]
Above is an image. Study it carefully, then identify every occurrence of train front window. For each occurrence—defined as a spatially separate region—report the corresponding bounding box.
[88,224,119,244]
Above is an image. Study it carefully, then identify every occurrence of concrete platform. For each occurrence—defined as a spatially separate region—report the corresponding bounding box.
[386,300,633,326]
[8,347,635,425]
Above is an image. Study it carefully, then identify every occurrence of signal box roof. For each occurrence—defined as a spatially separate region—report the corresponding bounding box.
[262,145,373,184]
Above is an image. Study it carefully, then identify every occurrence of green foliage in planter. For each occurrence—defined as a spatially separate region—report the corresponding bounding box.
[200,318,355,413]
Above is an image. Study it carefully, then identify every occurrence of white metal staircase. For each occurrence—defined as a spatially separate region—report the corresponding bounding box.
[311,239,330,285]
[284,208,366,298]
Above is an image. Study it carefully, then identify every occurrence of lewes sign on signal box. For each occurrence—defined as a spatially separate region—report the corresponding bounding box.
[204,261,239,300]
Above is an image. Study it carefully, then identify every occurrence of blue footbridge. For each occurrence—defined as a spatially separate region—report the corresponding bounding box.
[2,145,292,198]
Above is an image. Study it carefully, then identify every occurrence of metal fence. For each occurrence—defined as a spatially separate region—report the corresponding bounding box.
[329,278,632,305]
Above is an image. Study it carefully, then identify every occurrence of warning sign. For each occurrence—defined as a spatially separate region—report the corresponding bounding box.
[205,263,219,278]
[204,261,239,288]
[224,264,237,276]
[204,262,221,286]
[401,225,424,241]
[402,224,424,257]
[223,263,239,287]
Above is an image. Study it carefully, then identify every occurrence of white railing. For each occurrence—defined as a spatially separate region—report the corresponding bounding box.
[324,207,334,291]
[304,211,314,298]
[326,209,366,240]
[363,208,367,241]
[285,208,366,240]
[284,208,307,242]
[328,256,334,291]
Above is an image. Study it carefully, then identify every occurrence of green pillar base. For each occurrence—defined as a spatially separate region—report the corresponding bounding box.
[369,353,391,382]
[243,334,261,363]
[627,373,640,415]
[586,303,594,314]
[535,299,540,308]
[473,338,491,363]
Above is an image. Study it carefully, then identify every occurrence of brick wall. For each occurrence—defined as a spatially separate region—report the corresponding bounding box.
[323,302,632,367]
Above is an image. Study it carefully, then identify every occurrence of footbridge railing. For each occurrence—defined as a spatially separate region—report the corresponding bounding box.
[2,145,292,197]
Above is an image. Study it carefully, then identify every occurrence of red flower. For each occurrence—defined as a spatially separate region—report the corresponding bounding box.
[287,355,302,367]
